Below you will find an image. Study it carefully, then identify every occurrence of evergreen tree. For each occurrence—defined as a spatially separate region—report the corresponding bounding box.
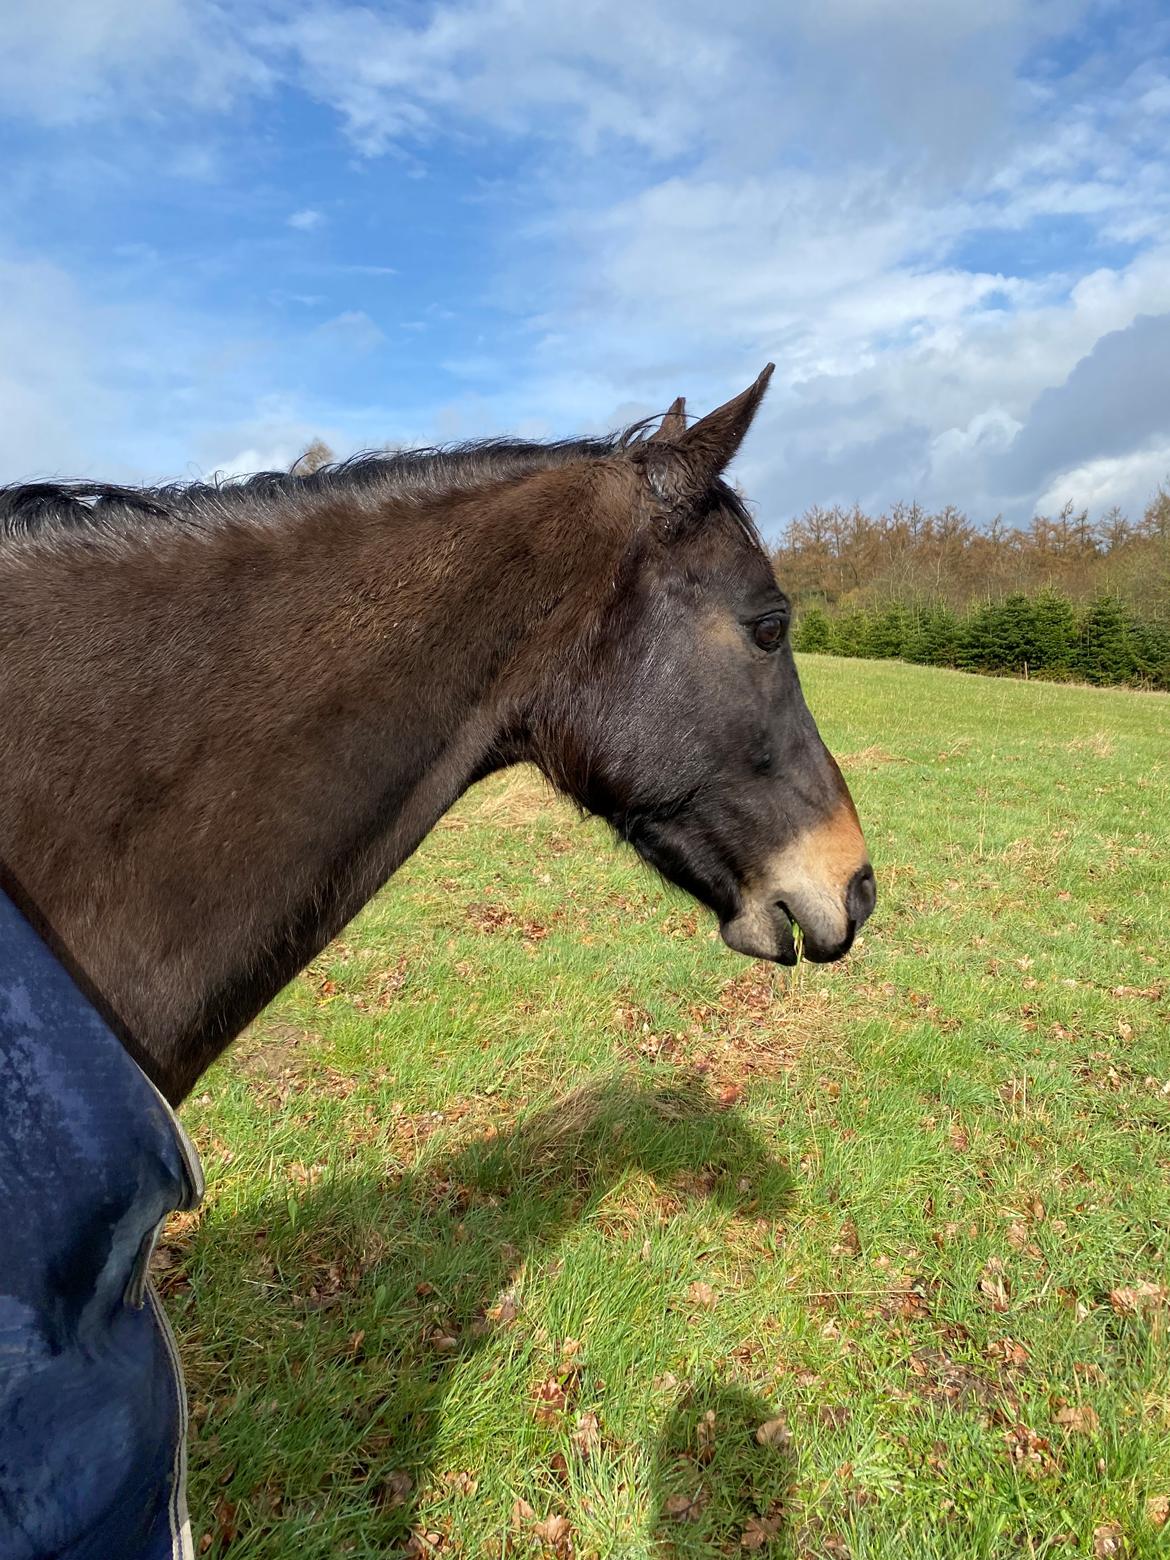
[984,593,1041,673]
[909,602,959,666]
[793,606,833,654]
[866,603,911,659]
[1129,616,1170,690]
[1031,588,1078,677]
[830,609,872,659]
[957,602,997,672]
[1076,596,1137,684]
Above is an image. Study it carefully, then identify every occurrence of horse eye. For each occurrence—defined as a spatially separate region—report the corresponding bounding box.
[752,613,786,650]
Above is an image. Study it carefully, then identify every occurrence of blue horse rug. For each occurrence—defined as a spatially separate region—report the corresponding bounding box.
[0,887,203,1560]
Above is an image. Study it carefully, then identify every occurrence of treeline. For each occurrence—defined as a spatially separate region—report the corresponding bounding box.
[793,590,1170,689]
[771,491,1170,619]
[772,488,1170,690]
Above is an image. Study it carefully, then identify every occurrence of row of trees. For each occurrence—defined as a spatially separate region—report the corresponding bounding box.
[793,590,1170,690]
[770,491,1170,622]
[771,486,1169,690]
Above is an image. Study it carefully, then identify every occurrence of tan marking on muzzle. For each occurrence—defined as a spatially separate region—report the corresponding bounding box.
[732,800,870,954]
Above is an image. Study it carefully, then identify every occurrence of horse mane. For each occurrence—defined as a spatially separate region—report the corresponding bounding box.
[0,430,662,542]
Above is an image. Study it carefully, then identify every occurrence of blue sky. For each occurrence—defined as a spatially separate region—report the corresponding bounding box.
[2,0,1168,535]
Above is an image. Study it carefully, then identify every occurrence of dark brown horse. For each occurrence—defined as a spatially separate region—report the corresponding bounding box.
[0,367,874,1105]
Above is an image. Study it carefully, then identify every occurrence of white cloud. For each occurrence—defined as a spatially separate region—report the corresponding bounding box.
[314,310,386,353]
[1,0,1168,532]
[1034,442,1170,515]
[0,0,269,125]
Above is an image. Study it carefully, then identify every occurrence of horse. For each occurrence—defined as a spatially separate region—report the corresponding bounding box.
[0,366,875,1106]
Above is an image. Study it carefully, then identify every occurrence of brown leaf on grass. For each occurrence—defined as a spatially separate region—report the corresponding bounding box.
[1109,1281,1169,1316]
[570,1411,601,1458]
[533,1376,569,1425]
[988,1337,1029,1367]
[1146,1495,1170,1527]
[740,1511,784,1549]
[664,1488,707,1522]
[832,1220,862,1258]
[817,1405,850,1430]
[379,1470,414,1509]
[466,902,515,934]
[688,1281,718,1308]
[718,1084,743,1107]
[1002,1422,1060,1477]
[404,1530,445,1556]
[1092,1522,1125,1557]
[949,1122,970,1152]
[510,1499,535,1525]
[214,1498,238,1545]
[979,1261,1010,1312]
[696,1408,717,1464]
[755,1417,792,1449]
[531,1513,571,1551]
[441,1470,478,1497]
[1054,1401,1100,1435]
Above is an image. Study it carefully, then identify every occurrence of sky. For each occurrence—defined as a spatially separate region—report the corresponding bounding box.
[1,0,1169,537]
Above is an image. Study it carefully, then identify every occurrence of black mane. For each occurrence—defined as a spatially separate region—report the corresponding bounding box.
[0,434,642,540]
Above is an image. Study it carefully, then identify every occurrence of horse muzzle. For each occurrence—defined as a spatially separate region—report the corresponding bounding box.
[719,845,877,966]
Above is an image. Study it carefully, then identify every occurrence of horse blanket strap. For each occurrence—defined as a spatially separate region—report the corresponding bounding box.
[0,889,203,1560]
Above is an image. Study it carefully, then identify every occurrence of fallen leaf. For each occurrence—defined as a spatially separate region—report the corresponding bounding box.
[404,1530,445,1556]
[1092,1521,1124,1557]
[755,1417,792,1449]
[441,1470,478,1496]
[1002,1422,1060,1477]
[214,1498,238,1545]
[979,1262,1010,1312]
[740,1512,784,1549]
[531,1513,573,1554]
[533,1376,569,1424]
[511,1499,535,1524]
[1109,1282,1168,1316]
[380,1471,413,1509]
[688,1281,717,1308]
[1054,1402,1100,1435]
[664,1488,706,1522]
[1146,1495,1169,1528]
[571,1411,600,1457]
[832,1219,862,1258]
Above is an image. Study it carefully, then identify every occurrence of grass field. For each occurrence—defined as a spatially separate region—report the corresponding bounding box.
[167,656,1170,1559]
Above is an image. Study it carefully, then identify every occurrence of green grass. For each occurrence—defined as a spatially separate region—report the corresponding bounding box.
[166,656,1170,1559]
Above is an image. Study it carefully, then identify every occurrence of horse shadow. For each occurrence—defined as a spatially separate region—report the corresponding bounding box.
[175,1071,798,1556]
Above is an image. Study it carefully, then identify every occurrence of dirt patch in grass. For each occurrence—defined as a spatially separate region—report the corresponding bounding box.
[838,744,906,770]
[459,766,565,829]
[231,1020,318,1085]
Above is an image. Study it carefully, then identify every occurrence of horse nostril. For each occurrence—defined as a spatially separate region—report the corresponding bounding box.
[846,863,877,929]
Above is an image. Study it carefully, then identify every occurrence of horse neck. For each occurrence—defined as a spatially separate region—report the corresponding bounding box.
[5,466,630,1100]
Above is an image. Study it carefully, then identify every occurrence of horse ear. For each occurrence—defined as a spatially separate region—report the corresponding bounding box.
[646,396,687,443]
[634,364,774,513]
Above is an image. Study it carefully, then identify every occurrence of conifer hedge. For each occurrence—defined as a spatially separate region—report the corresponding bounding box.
[792,590,1170,690]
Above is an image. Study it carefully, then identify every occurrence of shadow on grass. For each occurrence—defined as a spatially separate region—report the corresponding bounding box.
[649,1376,795,1557]
[177,1071,798,1557]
